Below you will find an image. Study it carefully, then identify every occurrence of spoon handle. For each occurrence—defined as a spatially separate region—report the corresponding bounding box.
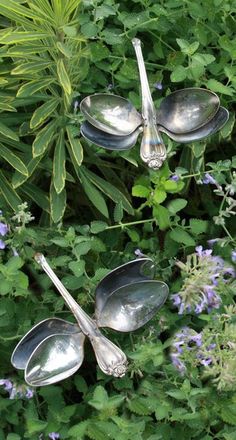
[35,253,127,377]
[132,38,167,170]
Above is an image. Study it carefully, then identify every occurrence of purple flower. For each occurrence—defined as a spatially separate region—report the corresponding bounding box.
[207,238,219,247]
[170,353,186,374]
[134,248,145,257]
[0,222,8,236]
[170,174,179,181]
[202,173,217,185]
[0,239,6,249]
[207,343,216,351]
[232,251,236,263]
[154,81,162,90]
[0,379,13,391]
[25,388,34,399]
[200,357,212,366]
[223,267,236,279]
[73,100,79,111]
[49,433,60,440]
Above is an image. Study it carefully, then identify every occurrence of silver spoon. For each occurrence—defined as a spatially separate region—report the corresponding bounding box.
[159,106,229,143]
[80,38,228,169]
[11,317,81,370]
[33,253,128,379]
[12,256,168,385]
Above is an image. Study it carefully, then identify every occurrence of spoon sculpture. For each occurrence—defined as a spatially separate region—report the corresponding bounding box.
[80,38,228,170]
[11,254,168,386]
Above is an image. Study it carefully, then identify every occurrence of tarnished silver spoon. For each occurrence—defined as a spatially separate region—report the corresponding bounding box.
[12,255,168,386]
[80,38,228,170]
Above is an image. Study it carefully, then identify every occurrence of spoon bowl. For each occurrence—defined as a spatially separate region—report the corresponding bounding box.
[158,106,229,143]
[96,280,169,332]
[81,121,141,150]
[25,332,85,386]
[11,318,80,370]
[157,88,220,134]
[80,93,142,136]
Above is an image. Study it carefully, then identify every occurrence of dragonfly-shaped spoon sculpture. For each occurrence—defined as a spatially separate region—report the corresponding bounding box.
[11,254,168,386]
[80,38,228,170]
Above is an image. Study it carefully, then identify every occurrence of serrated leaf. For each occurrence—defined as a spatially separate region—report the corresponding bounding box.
[153,189,167,204]
[57,59,71,95]
[128,397,153,416]
[88,385,108,410]
[153,205,170,230]
[50,185,66,223]
[68,260,85,277]
[53,129,66,194]
[189,219,208,234]
[167,198,187,214]
[0,121,19,141]
[171,65,187,82]
[132,184,150,198]
[30,98,59,129]
[68,421,89,438]
[221,406,236,425]
[87,423,110,440]
[170,227,195,246]
[90,221,108,234]
[0,143,28,175]
[33,120,57,157]
[66,126,83,166]
[176,38,199,55]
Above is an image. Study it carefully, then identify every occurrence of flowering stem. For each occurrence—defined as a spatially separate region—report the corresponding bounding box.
[106,218,155,230]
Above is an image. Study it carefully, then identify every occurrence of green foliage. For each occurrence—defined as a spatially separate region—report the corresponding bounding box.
[0,0,236,439]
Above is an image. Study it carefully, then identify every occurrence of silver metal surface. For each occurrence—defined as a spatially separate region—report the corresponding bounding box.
[132,38,167,169]
[11,318,79,370]
[12,254,169,385]
[158,106,229,143]
[81,121,141,150]
[96,280,169,332]
[34,253,128,379]
[80,38,228,170]
[157,88,220,134]
[80,93,142,136]
[25,332,85,386]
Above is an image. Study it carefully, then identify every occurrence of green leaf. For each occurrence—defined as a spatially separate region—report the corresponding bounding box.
[68,260,85,277]
[192,53,215,65]
[153,189,167,204]
[90,221,108,234]
[163,180,178,191]
[11,60,53,75]
[0,31,49,44]
[88,385,108,410]
[57,59,71,95]
[20,182,50,212]
[6,434,21,440]
[206,79,234,96]
[0,121,19,141]
[176,38,199,55]
[132,184,150,198]
[53,130,66,194]
[83,168,133,215]
[50,185,66,223]
[189,219,208,234]
[167,198,188,214]
[17,78,54,97]
[56,41,72,58]
[0,170,21,210]
[170,227,195,246]
[66,126,83,166]
[171,65,187,82]
[128,397,152,416]
[221,113,235,138]
[153,205,170,230]
[79,169,109,218]
[30,98,59,129]
[33,120,57,157]
[68,421,89,438]
[0,143,28,175]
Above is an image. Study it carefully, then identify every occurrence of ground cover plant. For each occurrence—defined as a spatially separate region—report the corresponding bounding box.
[0,0,236,439]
